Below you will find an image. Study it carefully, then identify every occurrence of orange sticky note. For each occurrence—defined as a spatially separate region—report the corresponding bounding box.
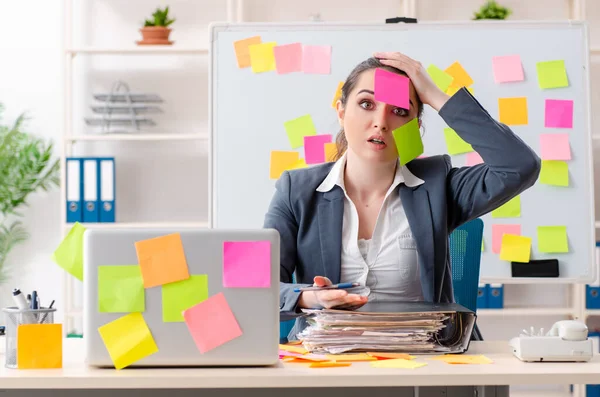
[310,361,352,368]
[135,233,190,288]
[324,142,338,162]
[367,352,415,360]
[498,97,528,125]
[279,344,308,354]
[331,81,344,108]
[270,151,299,179]
[325,353,377,362]
[233,36,261,68]
[444,61,474,88]
[17,324,63,369]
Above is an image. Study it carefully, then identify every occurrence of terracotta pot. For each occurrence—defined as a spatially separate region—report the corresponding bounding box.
[138,26,172,45]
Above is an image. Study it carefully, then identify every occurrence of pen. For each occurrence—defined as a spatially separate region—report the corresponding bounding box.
[39,300,55,324]
[293,282,361,292]
[30,290,38,310]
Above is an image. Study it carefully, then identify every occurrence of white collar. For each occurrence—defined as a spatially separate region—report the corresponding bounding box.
[316,152,425,193]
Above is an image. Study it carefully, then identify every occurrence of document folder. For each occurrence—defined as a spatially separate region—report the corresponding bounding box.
[66,157,82,223]
[83,158,99,222]
[98,158,115,222]
[297,301,476,355]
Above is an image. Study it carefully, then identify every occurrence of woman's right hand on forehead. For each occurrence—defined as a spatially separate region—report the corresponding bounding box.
[297,276,368,310]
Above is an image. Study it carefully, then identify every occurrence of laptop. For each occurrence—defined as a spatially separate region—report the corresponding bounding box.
[83,228,280,367]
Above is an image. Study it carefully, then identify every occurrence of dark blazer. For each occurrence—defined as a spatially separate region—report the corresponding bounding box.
[263,88,541,336]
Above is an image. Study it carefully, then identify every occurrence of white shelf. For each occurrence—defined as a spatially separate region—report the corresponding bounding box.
[66,133,208,142]
[64,221,209,230]
[65,47,208,55]
[478,307,574,316]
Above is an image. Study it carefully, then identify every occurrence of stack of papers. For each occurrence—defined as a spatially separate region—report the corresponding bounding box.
[298,309,454,355]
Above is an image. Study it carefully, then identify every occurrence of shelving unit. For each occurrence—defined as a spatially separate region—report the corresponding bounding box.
[60,0,225,335]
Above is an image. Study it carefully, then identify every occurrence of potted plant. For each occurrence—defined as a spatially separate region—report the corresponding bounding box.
[473,0,512,20]
[137,6,176,45]
[0,104,59,282]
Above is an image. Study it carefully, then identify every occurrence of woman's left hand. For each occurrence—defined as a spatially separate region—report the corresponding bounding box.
[373,51,450,112]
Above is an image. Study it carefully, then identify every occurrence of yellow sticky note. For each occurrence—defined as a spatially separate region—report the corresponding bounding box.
[325,353,377,362]
[331,81,344,108]
[270,151,299,179]
[427,64,454,92]
[431,354,493,364]
[499,233,531,263]
[539,160,569,186]
[51,222,85,281]
[287,158,307,170]
[492,195,521,218]
[371,358,428,369]
[279,344,308,354]
[367,352,415,360]
[248,41,277,73]
[310,361,352,368]
[98,312,159,370]
[324,142,338,162]
[445,61,474,88]
[536,60,569,89]
[17,324,62,369]
[498,97,528,125]
[446,85,475,96]
[537,226,568,253]
[233,36,261,68]
[443,127,473,155]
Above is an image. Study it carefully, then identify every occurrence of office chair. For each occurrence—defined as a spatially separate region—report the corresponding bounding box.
[449,218,485,341]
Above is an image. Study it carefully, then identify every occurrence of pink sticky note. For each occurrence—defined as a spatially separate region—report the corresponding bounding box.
[304,134,333,164]
[302,45,331,74]
[466,152,484,166]
[492,224,521,254]
[545,99,573,128]
[183,292,243,354]
[492,55,524,83]
[273,43,302,74]
[540,134,571,160]
[223,241,271,288]
[374,68,410,109]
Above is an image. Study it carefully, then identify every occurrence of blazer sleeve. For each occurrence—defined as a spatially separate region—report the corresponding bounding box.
[263,171,312,321]
[438,88,542,231]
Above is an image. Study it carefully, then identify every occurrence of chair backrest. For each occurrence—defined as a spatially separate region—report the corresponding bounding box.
[448,218,484,313]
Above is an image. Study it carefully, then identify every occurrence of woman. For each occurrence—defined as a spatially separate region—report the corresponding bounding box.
[264,52,540,335]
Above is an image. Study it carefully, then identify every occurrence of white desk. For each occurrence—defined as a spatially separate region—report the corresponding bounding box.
[0,339,597,397]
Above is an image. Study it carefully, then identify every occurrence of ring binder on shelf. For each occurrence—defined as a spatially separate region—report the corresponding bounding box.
[66,157,82,223]
[98,157,116,223]
[83,159,99,223]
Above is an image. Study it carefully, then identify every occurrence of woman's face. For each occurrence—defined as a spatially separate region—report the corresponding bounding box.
[337,68,420,164]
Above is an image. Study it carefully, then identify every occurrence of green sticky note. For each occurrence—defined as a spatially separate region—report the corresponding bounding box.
[98,265,145,313]
[481,239,485,252]
[284,114,317,149]
[536,60,568,89]
[427,65,454,92]
[443,127,473,155]
[51,222,86,281]
[492,195,521,218]
[537,226,568,253]
[392,118,424,166]
[539,160,569,186]
[162,275,209,322]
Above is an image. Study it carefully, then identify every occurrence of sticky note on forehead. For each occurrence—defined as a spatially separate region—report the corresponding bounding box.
[392,118,423,166]
[374,68,410,110]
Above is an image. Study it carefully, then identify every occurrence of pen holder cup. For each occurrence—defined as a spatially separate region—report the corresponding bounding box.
[2,306,57,369]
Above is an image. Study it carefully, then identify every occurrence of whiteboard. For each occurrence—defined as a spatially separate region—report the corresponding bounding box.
[209,21,595,284]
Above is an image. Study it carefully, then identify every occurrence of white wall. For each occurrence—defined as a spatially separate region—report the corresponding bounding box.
[0,0,599,347]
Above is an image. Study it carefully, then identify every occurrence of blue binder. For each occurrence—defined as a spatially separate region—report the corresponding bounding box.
[586,242,600,309]
[66,157,83,223]
[487,283,504,309]
[82,158,99,223]
[476,283,487,309]
[98,157,115,223]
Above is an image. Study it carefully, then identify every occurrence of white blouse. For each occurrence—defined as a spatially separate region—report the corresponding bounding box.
[316,153,425,303]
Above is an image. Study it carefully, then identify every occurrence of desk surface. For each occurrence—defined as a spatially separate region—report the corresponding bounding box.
[0,339,599,389]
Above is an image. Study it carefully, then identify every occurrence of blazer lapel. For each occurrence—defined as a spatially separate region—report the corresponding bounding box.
[400,185,436,302]
[318,187,344,283]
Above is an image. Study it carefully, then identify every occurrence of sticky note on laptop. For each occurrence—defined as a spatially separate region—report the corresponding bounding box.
[98,265,145,313]
[223,240,271,288]
[135,233,190,288]
[98,312,159,370]
[537,226,569,253]
[51,222,85,281]
[374,68,410,109]
[162,275,209,322]
[183,292,243,354]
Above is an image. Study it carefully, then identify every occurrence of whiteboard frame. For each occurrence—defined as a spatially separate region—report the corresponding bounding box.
[208,20,595,284]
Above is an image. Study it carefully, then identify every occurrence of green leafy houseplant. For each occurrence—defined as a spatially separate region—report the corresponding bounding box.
[138,6,176,45]
[473,0,512,20]
[0,104,59,282]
